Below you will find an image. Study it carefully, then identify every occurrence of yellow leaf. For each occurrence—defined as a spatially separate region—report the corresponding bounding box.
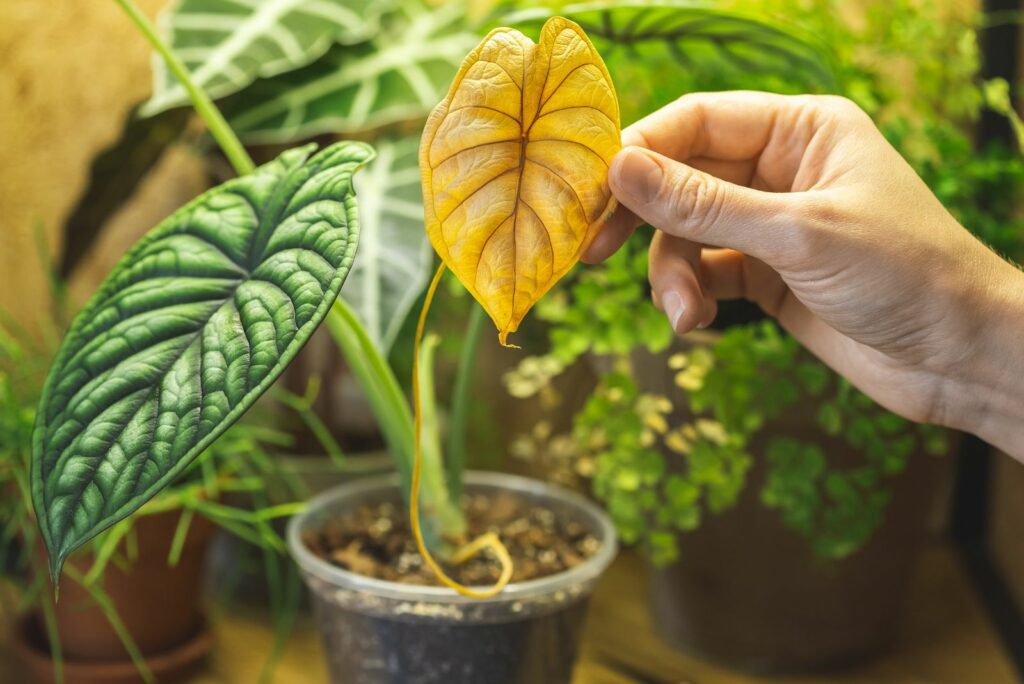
[420,17,621,346]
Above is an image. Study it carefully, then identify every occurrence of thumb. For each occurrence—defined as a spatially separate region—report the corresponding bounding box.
[608,146,794,260]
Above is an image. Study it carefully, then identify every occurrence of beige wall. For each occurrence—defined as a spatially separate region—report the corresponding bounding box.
[0,0,169,335]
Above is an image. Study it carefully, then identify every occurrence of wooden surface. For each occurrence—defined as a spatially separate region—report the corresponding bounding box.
[185,544,1016,684]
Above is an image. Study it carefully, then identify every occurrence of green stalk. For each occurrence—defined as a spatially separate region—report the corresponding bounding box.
[326,298,465,548]
[416,334,465,546]
[446,305,484,501]
[64,566,154,684]
[326,299,414,489]
[114,0,255,177]
[28,552,63,684]
[166,508,194,567]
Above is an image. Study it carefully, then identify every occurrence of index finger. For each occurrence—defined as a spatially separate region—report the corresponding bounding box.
[624,90,803,163]
[583,91,804,263]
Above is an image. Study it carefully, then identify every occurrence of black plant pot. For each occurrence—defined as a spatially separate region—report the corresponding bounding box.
[287,471,617,684]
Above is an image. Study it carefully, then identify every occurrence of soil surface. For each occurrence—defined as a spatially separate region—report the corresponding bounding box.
[302,492,600,585]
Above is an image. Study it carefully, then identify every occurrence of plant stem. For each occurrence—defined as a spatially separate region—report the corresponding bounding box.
[326,299,415,489]
[327,297,465,548]
[446,305,485,501]
[416,332,465,544]
[113,0,255,177]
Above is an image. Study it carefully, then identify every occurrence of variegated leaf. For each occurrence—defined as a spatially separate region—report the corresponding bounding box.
[142,0,391,116]
[222,1,479,142]
[502,1,837,90]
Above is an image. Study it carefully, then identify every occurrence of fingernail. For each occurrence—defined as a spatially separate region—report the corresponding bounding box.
[612,147,662,205]
[662,290,685,331]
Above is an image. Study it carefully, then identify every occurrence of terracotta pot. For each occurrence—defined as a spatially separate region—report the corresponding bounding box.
[629,336,953,673]
[14,613,212,684]
[34,507,215,662]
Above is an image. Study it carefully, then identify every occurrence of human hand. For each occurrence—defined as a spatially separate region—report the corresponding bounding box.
[584,91,1024,455]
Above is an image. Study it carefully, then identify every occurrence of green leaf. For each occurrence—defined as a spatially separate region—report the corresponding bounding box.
[222,1,478,143]
[501,1,837,90]
[142,0,390,116]
[817,402,842,436]
[31,141,375,581]
[341,136,432,352]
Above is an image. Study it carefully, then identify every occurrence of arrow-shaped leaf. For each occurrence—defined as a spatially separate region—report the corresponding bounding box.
[31,141,374,580]
[142,0,392,117]
[421,17,621,345]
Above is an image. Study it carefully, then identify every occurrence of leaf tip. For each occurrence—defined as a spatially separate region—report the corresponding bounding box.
[48,553,66,601]
[498,330,520,349]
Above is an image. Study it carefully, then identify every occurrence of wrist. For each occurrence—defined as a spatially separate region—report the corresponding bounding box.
[940,253,1024,457]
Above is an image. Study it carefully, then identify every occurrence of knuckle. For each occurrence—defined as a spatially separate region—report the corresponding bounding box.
[664,171,723,236]
[798,195,844,230]
[784,197,837,261]
[815,95,871,124]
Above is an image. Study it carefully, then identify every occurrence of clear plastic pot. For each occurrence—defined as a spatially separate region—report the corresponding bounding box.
[288,471,617,684]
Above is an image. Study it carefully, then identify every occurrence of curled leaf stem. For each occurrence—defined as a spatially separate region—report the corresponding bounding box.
[412,264,513,598]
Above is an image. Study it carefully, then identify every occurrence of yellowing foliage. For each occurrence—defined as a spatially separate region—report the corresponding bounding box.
[420,16,621,345]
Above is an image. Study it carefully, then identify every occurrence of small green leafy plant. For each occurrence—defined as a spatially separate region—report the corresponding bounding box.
[509,314,947,565]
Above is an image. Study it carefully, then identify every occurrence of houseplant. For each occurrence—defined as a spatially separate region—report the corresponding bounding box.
[505,0,1024,673]
[28,2,634,683]
[19,2,843,679]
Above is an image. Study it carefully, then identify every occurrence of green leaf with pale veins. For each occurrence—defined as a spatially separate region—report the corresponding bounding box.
[142,0,392,117]
[31,141,375,581]
[222,1,478,142]
[342,136,432,352]
[501,1,837,90]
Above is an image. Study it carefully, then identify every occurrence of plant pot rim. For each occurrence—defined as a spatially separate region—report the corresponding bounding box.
[287,470,617,604]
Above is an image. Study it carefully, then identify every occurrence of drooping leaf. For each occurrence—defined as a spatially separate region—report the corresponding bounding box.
[142,0,391,116]
[342,136,432,352]
[222,1,479,143]
[502,1,837,91]
[32,141,375,580]
[420,16,621,345]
